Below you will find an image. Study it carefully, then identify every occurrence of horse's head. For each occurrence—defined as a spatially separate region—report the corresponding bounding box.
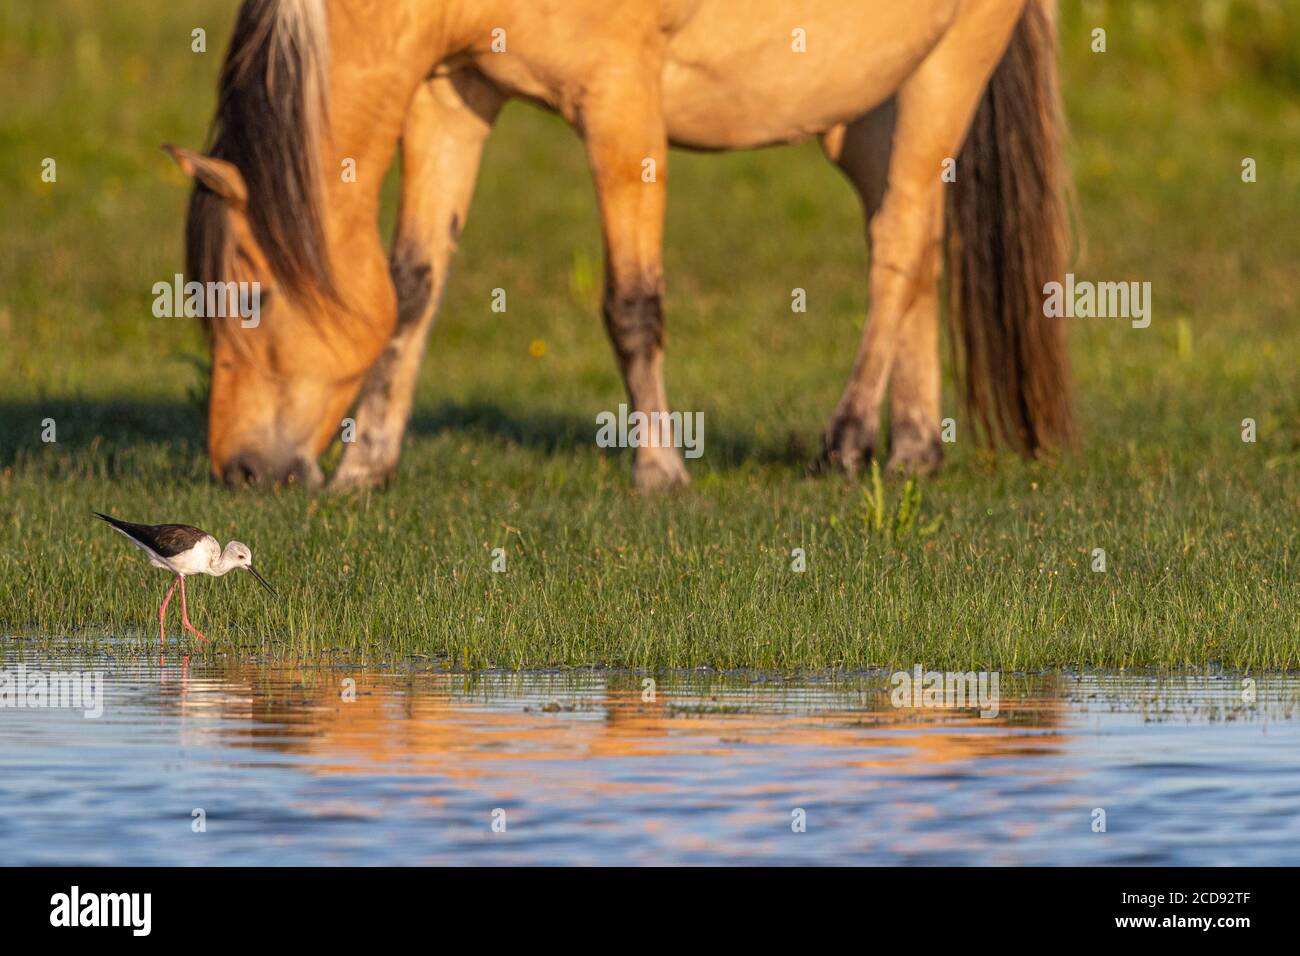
[165,0,401,489]
[169,145,393,488]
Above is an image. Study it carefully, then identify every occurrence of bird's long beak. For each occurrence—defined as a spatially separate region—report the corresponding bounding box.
[247,566,276,597]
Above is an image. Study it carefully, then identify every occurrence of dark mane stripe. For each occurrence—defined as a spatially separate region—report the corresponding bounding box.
[186,0,334,305]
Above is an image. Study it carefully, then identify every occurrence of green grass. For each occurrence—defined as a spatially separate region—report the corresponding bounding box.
[1,1,1297,670]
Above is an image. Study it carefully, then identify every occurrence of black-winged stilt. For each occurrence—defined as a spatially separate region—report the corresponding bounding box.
[95,512,274,644]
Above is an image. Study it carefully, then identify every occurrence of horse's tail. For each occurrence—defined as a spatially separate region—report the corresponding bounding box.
[945,0,1073,454]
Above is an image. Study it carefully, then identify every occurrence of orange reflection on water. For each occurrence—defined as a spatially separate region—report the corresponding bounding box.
[160,665,1073,808]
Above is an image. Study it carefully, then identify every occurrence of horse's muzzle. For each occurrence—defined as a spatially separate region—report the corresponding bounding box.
[221,450,323,489]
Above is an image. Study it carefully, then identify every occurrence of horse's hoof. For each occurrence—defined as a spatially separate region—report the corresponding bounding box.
[813,415,876,477]
[633,453,690,492]
[886,435,943,477]
[328,464,393,492]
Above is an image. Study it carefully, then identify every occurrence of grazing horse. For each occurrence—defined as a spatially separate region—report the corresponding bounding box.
[171,0,1071,490]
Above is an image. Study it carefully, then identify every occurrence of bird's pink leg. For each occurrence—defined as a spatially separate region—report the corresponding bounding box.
[178,576,206,642]
[159,575,180,645]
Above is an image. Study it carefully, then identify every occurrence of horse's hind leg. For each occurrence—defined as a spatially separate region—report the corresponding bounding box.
[583,82,688,490]
[884,223,944,476]
[817,0,1023,476]
[331,71,502,491]
[823,103,944,476]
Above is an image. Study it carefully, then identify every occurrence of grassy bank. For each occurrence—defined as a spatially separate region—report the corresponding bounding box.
[1,1,1297,669]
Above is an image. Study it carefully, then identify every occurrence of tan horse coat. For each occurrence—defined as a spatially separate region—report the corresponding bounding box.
[173,0,1070,489]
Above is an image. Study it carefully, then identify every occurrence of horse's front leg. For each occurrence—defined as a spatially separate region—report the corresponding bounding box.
[331,71,502,491]
[582,82,688,491]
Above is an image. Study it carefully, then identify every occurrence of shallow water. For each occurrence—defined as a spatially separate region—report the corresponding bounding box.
[1,644,1298,865]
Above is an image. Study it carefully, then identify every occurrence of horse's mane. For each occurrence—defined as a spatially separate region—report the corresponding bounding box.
[186,0,334,306]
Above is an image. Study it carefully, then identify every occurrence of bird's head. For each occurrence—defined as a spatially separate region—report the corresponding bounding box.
[222,541,275,595]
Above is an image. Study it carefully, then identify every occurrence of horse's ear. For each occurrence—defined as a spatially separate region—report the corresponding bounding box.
[163,144,248,209]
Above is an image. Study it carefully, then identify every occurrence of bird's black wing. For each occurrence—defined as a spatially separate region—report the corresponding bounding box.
[94,513,208,557]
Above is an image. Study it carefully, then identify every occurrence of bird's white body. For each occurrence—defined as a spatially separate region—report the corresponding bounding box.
[112,528,223,576]
[134,534,221,576]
